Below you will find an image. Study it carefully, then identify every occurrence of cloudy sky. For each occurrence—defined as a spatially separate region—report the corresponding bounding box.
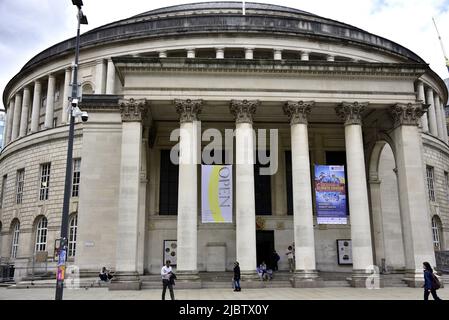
[1,0,449,110]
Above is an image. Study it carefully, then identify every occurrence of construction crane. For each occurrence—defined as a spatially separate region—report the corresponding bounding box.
[432,17,449,73]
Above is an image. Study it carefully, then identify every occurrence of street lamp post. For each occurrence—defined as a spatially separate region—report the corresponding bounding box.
[55,0,88,300]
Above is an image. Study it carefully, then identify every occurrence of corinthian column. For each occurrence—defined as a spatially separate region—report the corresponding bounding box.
[230,99,259,278]
[335,102,374,287]
[110,98,148,290]
[390,103,436,287]
[174,99,202,284]
[284,101,320,287]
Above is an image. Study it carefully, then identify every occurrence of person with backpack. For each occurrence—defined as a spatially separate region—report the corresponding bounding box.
[423,261,442,301]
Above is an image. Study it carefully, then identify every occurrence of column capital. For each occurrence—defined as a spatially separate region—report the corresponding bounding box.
[174,99,203,123]
[390,103,428,126]
[230,100,259,124]
[119,98,149,122]
[283,101,314,125]
[335,102,368,125]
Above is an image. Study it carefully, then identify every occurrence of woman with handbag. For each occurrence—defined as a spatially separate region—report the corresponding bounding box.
[423,262,442,301]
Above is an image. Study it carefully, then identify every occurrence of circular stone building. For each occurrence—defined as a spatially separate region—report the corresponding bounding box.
[0,2,448,289]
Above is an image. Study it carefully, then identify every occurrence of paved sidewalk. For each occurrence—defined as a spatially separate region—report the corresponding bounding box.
[0,287,448,300]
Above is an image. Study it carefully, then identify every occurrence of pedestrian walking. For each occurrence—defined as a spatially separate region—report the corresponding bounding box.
[423,261,442,301]
[233,261,241,292]
[161,260,175,300]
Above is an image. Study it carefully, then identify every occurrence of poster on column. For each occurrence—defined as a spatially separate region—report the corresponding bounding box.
[314,165,348,224]
[201,165,233,223]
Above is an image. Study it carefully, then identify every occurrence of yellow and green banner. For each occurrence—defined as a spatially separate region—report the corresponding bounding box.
[201,165,233,223]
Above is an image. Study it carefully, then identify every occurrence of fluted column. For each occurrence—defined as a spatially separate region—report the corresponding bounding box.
[426,88,438,136]
[335,102,374,287]
[44,74,56,129]
[175,99,202,282]
[5,99,14,144]
[11,92,23,141]
[110,98,148,290]
[106,59,116,94]
[284,101,320,287]
[30,80,42,133]
[230,99,259,277]
[95,60,106,95]
[417,81,428,132]
[390,103,436,287]
[61,68,72,125]
[19,87,31,137]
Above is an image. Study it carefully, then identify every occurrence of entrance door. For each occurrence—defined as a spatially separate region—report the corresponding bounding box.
[256,230,275,268]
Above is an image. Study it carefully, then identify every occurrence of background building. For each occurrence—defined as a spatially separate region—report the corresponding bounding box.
[0,2,448,289]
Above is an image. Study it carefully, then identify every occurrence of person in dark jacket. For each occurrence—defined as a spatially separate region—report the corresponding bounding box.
[233,261,241,292]
[423,261,442,301]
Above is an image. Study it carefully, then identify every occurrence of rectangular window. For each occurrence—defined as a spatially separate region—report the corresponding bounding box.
[0,174,7,208]
[254,151,272,215]
[16,169,25,204]
[72,159,81,197]
[159,150,179,215]
[426,166,436,202]
[53,117,57,128]
[39,163,51,201]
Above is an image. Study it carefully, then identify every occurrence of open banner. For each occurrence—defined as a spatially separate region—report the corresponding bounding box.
[314,165,348,224]
[201,165,233,223]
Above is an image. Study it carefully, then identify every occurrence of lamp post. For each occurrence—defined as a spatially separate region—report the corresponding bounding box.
[55,0,88,300]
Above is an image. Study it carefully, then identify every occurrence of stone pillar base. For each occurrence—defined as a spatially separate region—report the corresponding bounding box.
[350,270,380,288]
[109,272,141,290]
[402,270,425,288]
[173,270,202,289]
[292,270,323,288]
[240,271,264,288]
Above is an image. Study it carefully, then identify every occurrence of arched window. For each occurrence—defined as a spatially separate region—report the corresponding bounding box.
[35,217,48,252]
[11,220,20,258]
[432,216,443,251]
[68,215,78,257]
[81,83,93,95]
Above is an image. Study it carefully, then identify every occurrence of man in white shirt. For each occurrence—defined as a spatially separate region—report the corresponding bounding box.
[161,260,175,300]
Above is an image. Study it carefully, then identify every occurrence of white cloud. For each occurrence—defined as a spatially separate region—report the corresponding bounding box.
[1,0,448,110]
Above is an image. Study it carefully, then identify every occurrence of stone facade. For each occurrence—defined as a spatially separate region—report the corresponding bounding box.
[0,2,448,288]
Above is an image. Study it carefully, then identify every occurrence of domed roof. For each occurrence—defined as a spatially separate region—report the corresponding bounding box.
[19,2,424,71]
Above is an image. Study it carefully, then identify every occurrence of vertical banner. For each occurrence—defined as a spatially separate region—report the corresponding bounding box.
[201,165,233,223]
[314,165,348,224]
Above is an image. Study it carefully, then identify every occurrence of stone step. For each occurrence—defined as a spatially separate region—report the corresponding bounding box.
[321,281,351,287]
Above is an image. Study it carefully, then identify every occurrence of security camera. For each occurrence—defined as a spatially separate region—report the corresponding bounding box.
[72,106,88,122]
[81,111,88,122]
[71,98,79,107]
